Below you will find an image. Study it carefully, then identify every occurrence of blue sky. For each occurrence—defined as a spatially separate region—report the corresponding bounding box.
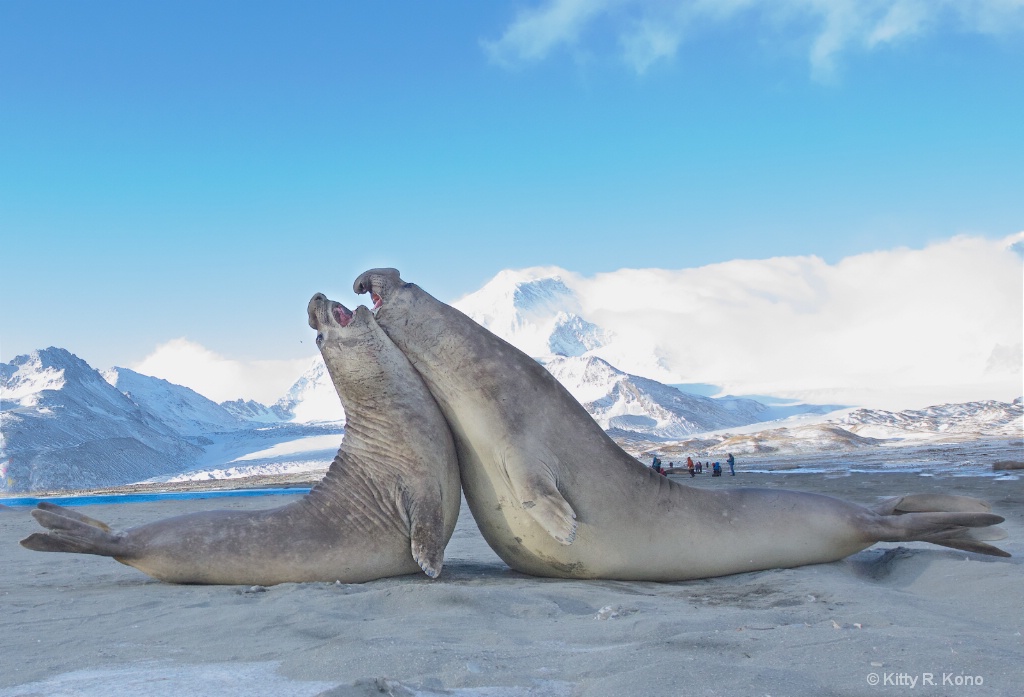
[2,1,1022,397]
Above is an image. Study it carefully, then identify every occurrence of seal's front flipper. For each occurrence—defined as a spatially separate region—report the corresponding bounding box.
[500,446,577,545]
[405,488,447,578]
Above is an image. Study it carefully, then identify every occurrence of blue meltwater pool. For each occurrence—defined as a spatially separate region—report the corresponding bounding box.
[0,487,312,508]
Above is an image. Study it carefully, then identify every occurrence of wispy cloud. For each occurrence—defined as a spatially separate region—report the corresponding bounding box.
[484,0,1024,79]
[133,338,313,404]
[483,0,620,67]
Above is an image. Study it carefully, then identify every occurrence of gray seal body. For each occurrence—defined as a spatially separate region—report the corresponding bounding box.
[20,296,461,584]
[354,268,1008,580]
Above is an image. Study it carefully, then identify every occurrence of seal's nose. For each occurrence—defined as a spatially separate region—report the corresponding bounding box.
[308,293,327,330]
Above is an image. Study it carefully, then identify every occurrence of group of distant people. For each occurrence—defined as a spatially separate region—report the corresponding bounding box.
[649,454,735,478]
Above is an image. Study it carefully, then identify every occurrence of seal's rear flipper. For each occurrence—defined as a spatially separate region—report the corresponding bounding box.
[34,501,114,531]
[20,504,128,557]
[917,529,1010,557]
[871,493,992,515]
[875,510,1010,558]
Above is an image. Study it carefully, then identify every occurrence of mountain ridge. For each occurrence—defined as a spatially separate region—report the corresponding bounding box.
[3,347,1019,493]
[2,348,201,491]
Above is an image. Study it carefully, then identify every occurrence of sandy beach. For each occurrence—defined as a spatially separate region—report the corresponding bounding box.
[2,471,1021,697]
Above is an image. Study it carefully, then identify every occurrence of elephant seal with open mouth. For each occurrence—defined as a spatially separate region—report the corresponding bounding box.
[354,267,1008,581]
[20,294,460,584]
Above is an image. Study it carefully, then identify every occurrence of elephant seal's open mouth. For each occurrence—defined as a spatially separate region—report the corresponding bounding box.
[353,268,399,312]
[308,293,354,334]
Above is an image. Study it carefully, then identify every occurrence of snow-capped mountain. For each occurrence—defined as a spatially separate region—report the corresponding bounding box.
[708,424,888,455]
[1,348,202,492]
[454,269,609,358]
[220,398,284,423]
[451,267,714,386]
[542,355,768,439]
[270,357,345,424]
[1,348,349,493]
[839,400,1023,440]
[103,367,250,436]
[656,399,1023,458]
[547,312,609,357]
[455,269,579,331]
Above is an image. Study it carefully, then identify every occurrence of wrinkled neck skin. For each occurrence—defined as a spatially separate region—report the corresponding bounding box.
[299,321,431,524]
[325,334,401,462]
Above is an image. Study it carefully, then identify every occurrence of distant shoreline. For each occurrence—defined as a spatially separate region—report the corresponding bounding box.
[0,472,320,501]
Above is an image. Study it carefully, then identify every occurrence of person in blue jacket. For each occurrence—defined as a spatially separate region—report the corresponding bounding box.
[727,453,736,476]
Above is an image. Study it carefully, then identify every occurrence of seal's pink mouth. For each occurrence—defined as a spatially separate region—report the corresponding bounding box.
[371,292,382,310]
[333,304,354,327]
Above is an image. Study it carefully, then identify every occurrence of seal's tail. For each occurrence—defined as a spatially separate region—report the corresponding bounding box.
[20,502,128,557]
[870,494,1010,557]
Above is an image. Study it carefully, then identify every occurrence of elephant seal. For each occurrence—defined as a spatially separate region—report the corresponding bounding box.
[20,294,460,584]
[354,268,1009,580]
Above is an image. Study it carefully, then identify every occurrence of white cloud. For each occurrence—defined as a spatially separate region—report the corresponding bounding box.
[489,233,1022,410]
[132,338,312,404]
[585,233,1024,407]
[485,0,1024,79]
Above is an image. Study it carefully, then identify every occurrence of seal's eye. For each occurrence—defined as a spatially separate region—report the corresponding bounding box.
[316,333,324,345]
